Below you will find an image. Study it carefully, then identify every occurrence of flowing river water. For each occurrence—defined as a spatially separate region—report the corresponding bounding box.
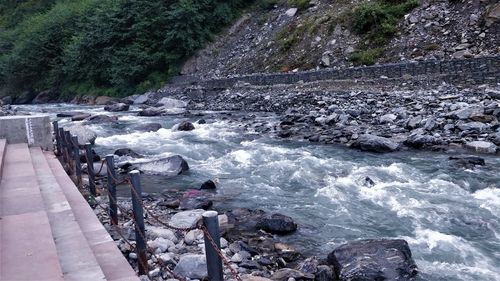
[16,103,500,281]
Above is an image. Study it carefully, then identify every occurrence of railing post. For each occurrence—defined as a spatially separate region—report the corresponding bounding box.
[85,143,96,196]
[52,121,60,155]
[72,135,82,187]
[106,154,118,225]
[129,170,148,275]
[64,130,74,174]
[203,211,223,281]
[58,128,67,162]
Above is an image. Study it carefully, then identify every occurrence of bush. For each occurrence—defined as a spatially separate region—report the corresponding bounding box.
[288,0,310,10]
[349,48,384,65]
[352,0,419,36]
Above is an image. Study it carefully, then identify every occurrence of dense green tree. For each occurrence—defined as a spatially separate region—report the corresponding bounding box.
[0,0,253,99]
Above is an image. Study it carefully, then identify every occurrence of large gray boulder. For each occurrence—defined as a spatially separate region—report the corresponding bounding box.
[327,239,418,281]
[121,155,189,176]
[83,114,118,124]
[256,213,297,234]
[104,103,129,112]
[448,106,484,120]
[173,254,207,279]
[465,141,497,154]
[354,134,400,153]
[65,124,97,145]
[169,209,205,229]
[157,97,187,108]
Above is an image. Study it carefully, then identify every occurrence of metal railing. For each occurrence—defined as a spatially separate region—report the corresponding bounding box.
[52,121,241,281]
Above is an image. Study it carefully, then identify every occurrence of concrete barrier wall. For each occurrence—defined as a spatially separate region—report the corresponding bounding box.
[0,115,52,150]
[170,56,500,88]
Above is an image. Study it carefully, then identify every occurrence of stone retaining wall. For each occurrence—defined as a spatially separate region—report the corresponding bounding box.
[169,56,500,88]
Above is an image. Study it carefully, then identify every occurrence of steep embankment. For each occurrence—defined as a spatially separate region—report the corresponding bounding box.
[181,0,500,78]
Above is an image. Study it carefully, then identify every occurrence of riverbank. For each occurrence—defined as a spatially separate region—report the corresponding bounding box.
[134,77,500,156]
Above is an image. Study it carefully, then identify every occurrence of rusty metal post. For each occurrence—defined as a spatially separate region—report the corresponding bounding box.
[72,135,82,187]
[85,143,96,196]
[106,154,118,225]
[129,170,148,275]
[203,211,223,281]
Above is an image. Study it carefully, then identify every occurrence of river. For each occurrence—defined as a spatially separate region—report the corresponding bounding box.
[15,103,500,281]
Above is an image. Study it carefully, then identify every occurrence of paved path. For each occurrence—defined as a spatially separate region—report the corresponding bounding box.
[0,140,139,281]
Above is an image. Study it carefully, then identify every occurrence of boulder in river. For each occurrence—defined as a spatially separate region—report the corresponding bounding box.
[121,155,189,176]
[104,103,129,112]
[95,96,117,105]
[57,111,85,118]
[71,113,92,121]
[256,213,297,234]
[177,121,195,131]
[114,148,143,158]
[449,156,485,167]
[32,90,58,104]
[200,180,216,190]
[65,124,97,145]
[353,134,400,153]
[130,123,162,132]
[327,239,418,281]
[83,114,118,124]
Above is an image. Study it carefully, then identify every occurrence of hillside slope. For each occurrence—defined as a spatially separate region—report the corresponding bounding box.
[181,0,500,78]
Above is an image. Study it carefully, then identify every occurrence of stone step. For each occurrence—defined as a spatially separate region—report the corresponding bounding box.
[0,139,6,180]
[44,151,139,281]
[30,147,106,281]
[0,143,64,281]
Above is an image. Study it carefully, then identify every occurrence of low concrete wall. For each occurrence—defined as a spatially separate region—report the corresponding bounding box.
[170,56,500,88]
[0,115,52,150]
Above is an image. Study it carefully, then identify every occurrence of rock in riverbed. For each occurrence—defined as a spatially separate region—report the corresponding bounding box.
[353,134,400,153]
[104,103,129,112]
[65,124,97,145]
[173,254,207,279]
[114,148,143,158]
[327,239,418,281]
[256,213,297,234]
[176,121,195,131]
[120,155,189,176]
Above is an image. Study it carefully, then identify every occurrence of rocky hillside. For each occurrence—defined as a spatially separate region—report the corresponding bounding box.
[181,0,500,78]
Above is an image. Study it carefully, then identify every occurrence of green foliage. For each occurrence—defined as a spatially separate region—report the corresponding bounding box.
[352,0,419,36]
[287,0,310,10]
[349,48,384,65]
[1,0,253,98]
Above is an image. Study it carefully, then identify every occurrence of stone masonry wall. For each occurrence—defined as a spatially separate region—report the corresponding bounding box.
[169,56,500,88]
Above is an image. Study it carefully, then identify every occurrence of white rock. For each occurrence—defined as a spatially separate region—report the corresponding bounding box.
[184,229,204,245]
[147,226,178,243]
[157,97,188,108]
[285,8,298,17]
[173,254,207,279]
[169,209,205,228]
[465,141,497,154]
[148,237,175,253]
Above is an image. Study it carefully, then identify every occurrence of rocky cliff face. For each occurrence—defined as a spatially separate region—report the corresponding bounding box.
[181,0,499,78]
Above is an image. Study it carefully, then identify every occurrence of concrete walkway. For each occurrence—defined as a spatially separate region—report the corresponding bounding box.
[0,140,139,281]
